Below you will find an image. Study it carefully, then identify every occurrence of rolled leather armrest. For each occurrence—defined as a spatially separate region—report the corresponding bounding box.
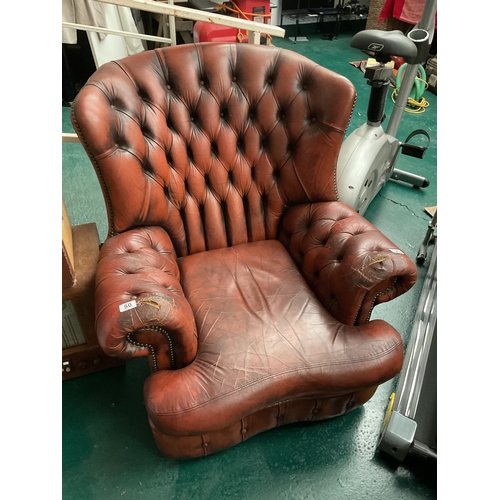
[94,226,198,370]
[279,202,418,325]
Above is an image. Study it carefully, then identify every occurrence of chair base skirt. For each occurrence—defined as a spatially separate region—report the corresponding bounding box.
[149,386,377,458]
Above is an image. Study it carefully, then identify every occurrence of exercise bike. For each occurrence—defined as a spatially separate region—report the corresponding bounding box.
[336,0,436,215]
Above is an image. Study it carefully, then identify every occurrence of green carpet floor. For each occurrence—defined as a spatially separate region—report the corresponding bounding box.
[62,32,437,500]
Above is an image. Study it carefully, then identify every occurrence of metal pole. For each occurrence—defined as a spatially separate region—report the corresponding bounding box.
[385,0,436,137]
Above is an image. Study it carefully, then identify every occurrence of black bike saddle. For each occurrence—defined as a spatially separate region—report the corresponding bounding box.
[351,30,417,60]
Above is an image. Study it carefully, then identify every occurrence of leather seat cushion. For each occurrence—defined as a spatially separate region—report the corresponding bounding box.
[143,240,402,437]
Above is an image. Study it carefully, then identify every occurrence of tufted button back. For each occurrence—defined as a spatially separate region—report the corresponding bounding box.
[71,42,356,257]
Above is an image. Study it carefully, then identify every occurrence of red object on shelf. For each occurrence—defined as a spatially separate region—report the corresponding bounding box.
[193,0,270,43]
[236,0,270,21]
[193,22,248,43]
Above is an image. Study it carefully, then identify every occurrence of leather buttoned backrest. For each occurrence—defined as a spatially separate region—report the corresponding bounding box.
[72,43,356,257]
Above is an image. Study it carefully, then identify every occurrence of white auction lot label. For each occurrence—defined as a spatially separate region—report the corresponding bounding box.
[119,300,137,312]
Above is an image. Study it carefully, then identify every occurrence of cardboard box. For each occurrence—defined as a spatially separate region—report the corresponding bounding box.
[62,222,124,380]
[62,199,76,288]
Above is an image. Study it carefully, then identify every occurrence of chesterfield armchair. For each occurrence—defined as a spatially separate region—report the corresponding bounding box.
[71,42,418,459]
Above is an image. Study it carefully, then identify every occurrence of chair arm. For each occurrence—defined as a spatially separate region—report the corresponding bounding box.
[279,202,418,325]
[95,226,198,371]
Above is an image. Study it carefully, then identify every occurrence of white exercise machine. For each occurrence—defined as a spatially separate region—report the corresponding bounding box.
[336,0,436,215]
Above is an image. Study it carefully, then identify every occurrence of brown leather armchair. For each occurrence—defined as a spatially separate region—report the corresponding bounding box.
[71,42,418,459]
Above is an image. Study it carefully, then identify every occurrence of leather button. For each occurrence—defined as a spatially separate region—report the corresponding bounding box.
[241,428,247,434]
